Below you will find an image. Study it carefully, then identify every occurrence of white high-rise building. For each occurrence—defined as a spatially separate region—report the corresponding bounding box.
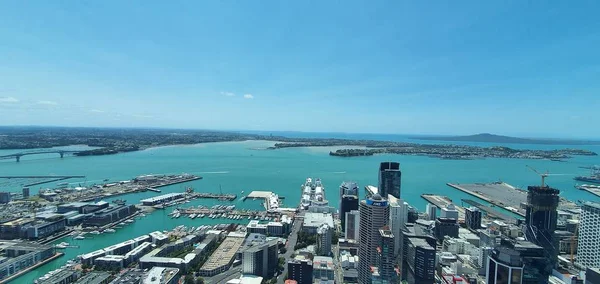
[317,224,333,256]
[389,195,408,257]
[358,194,390,284]
[426,203,437,221]
[441,204,459,221]
[577,201,600,268]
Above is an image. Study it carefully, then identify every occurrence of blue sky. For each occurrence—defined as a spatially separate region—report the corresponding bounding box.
[0,1,599,138]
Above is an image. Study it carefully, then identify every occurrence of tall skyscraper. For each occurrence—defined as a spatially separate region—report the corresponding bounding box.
[340,181,359,197]
[425,203,437,221]
[340,195,359,232]
[465,207,482,231]
[288,255,313,284]
[378,228,396,282]
[389,195,408,257]
[358,194,390,284]
[345,210,360,241]
[524,185,559,276]
[440,204,459,221]
[577,201,600,268]
[434,217,459,242]
[378,162,401,199]
[486,247,523,284]
[405,237,436,284]
[317,224,332,256]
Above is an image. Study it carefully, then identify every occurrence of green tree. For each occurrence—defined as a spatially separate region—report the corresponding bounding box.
[184,274,196,284]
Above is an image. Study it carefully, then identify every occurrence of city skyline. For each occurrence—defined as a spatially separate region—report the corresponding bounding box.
[1,2,599,138]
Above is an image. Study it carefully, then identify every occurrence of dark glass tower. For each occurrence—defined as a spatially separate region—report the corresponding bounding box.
[524,185,560,279]
[378,162,401,199]
[340,195,359,232]
[339,182,359,232]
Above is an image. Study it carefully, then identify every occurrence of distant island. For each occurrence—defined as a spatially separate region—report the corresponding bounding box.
[0,127,597,161]
[413,133,600,145]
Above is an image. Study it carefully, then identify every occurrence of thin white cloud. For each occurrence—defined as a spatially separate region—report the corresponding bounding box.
[0,96,19,103]
[220,91,235,97]
[37,100,58,106]
[243,94,254,99]
[132,114,154,119]
[89,109,105,113]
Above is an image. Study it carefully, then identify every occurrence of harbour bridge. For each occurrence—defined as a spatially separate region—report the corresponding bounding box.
[0,150,82,162]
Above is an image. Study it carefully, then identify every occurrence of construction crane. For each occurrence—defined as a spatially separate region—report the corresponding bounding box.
[526,165,569,188]
[571,221,579,263]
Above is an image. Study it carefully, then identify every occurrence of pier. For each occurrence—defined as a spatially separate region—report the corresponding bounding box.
[420,194,466,220]
[460,199,517,223]
[57,174,202,203]
[446,182,526,217]
[575,185,600,198]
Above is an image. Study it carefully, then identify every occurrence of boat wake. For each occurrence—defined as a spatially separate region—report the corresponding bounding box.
[332,171,347,174]
[197,171,230,174]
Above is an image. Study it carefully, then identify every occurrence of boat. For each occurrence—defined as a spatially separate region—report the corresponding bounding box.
[174,212,181,218]
[90,231,101,235]
[574,167,600,184]
[55,242,69,249]
[190,214,197,219]
[125,219,134,223]
[74,235,85,240]
[103,179,109,182]
[104,228,116,233]
[119,222,126,226]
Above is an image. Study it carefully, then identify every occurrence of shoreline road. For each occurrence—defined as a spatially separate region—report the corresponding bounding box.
[277,213,303,284]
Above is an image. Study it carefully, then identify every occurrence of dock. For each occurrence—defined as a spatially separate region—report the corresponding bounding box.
[575,185,600,198]
[447,182,526,217]
[460,199,517,223]
[421,194,465,220]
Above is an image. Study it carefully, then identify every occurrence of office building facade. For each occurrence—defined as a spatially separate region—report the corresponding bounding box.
[389,197,408,258]
[340,195,359,232]
[241,239,278,277]
[577,202,600,268]
[378,162,401,199]
[317,224,333,256]
[465,207,482,231]
[405,237,436,284]
[378,229,396,282]
[486,247,523,284]
[425,203,437,221]
[288,256,313,284]
[434,218,459,242]
[524,185,559,277]
[345,210,360,241]
[358,194,390,284]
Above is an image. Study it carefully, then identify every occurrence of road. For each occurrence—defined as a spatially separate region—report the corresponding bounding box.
[204,266,242,284]
[277,214,303,284]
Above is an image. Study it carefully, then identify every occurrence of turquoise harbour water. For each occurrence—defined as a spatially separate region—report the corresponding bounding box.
[1,135,599,283]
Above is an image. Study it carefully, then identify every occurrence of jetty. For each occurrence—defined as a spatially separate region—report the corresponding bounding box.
[447,182,526,217]
[460,199,517,223]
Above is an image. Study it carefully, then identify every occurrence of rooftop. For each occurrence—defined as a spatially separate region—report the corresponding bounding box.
[143,267,180,284]
[200,235,245,272]
[303,212,334,228]
[313,256,335,270]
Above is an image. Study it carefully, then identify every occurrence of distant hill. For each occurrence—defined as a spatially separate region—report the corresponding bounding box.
[413,133,600,145]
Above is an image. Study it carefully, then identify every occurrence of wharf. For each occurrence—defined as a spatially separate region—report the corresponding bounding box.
[460,199,517,223]
[177,208,283,218]
[421,194,465,220]
[67,174,201,203]
[0,252,64,284]
[447,182,526,217]
[575,185,600,198]
[195,192,237,201]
